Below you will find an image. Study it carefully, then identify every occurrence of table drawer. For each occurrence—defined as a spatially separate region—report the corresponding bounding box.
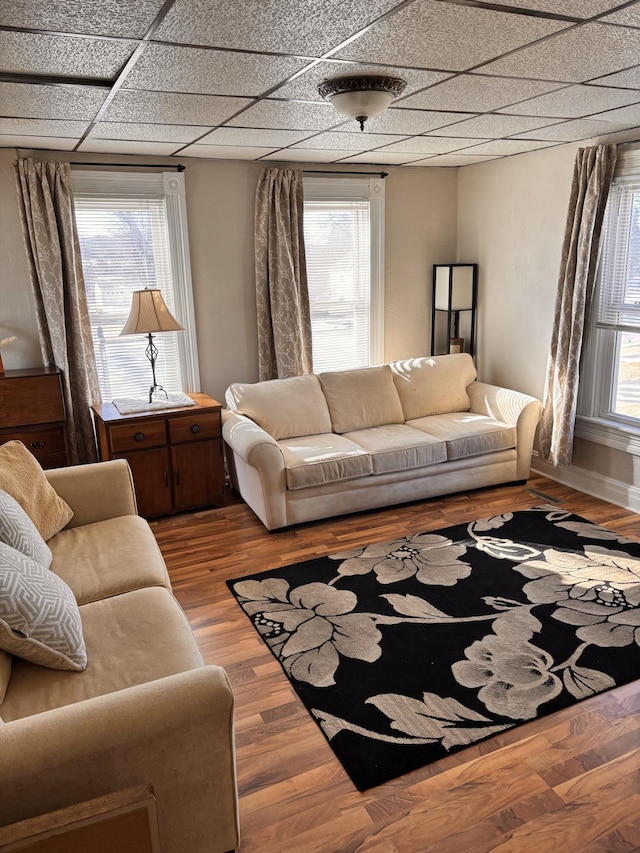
[109,419,167,453]
[168,411,220,444]
[1,426,67,458]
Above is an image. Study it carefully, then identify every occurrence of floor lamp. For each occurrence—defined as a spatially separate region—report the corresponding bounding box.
[120,288,184,404]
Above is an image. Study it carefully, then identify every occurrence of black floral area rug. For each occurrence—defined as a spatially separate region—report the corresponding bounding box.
[227,507,640,790]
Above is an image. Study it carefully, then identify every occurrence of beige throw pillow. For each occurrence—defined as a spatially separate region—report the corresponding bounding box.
[390,354,477,420]
[319,366,404,434]
[0,441,73,541]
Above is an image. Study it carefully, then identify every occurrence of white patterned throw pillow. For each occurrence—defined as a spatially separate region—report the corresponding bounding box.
[0,488,53,568]
[0,542,87,671]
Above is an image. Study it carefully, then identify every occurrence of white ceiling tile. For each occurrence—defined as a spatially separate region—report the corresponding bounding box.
[0,31,137,79]
[0,82,107,119]
[377,136,482,154]
[0,134,77,150]
[480,23,640,82]
[410,154,503,166]
[197,127,312,147]
[105,90,252,125]
[0,0,165,37]
[340,151,426,164]
[460,139,557,154]
[154,0,401,55]
[591,67,640,89]
[77,138,181,155]
[398,74,564,113]
[89,122,211,143]
[0,117,88,137]
[485,0,624,17]
[600,7,640,26]
[514,117,632,141]
[124,45,309,96]
[262,148,354,162]
[499,83,640,118]
[290,130,407,151]
[272,61,451,102]
[582,102,640,124]
[364,109,475,135]
[428,114,555,138]
[336,0,569,71]
[228,100,341,131]
[181,144,278,160]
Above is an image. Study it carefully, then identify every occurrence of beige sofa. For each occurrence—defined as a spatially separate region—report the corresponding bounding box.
[0,459,239,853]
[222,354,542,531]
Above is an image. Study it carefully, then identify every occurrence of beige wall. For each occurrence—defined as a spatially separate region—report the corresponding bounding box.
[0,151,457,401]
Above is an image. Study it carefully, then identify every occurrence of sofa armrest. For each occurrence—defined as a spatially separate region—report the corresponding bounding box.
[222,410,287,530]
[0,666,239,853]
[468,382,543,480]
[45,459,138,528]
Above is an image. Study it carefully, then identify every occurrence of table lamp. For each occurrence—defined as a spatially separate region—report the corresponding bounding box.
[120,288,184,404]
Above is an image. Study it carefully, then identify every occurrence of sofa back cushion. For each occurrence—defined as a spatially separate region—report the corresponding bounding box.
[390,354,477,420]
[319,365,404,433]
[226,374,332,440]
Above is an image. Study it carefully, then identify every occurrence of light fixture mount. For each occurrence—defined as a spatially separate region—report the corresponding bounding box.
[318,74,407,131]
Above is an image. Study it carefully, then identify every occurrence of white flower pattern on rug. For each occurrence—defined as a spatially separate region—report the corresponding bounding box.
[229,507,640,790]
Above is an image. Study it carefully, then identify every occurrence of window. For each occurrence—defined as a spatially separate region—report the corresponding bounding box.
[303,176,384,372]
[578,146,640,451]
[72,170,199,401]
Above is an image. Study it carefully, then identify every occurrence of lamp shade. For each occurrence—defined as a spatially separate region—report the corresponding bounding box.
[120,288,184,336]
[318,74,406,131]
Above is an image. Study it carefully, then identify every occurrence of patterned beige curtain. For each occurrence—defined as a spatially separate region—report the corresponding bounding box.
[538,144,617,467]
[16,158,100,464]
[254,168,312,380]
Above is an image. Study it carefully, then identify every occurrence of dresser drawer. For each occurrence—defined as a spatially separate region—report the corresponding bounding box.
[1,426,67,459]
[108,419,167,453]
[0,373,65,428]
[168,411,220,444]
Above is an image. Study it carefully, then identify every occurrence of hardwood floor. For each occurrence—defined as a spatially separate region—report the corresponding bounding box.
[151,476,640,853]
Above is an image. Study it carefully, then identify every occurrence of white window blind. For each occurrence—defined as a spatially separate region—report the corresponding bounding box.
[596,181,640,336]
[303,176,384,372]
[72,170,199,401]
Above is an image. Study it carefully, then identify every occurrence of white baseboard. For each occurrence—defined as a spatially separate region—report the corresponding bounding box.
[531,455,640,513]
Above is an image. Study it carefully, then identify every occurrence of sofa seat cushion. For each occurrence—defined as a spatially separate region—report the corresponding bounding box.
[319,365,404,433]
[390,354,477,419]
[278,434,373,490]
[226,374,332,439]
[342,425,446,474]
[49,516,171,606]
[408,412,517,460]
[0,587,204,722]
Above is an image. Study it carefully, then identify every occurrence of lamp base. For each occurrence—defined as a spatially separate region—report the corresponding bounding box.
[148,384,169,405]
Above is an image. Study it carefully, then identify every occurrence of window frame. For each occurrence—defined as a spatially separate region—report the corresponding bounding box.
[71,169,200,398]
[303,175,385,370]
[576,147,640,455]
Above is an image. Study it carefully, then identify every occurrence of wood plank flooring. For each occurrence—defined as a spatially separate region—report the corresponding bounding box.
[151,476,640,853]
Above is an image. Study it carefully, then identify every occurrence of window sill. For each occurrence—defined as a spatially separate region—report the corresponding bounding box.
[575,415,640,456]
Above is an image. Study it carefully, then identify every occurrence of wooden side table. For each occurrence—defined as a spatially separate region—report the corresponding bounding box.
[92,394,225,519]
[0,367,70,469]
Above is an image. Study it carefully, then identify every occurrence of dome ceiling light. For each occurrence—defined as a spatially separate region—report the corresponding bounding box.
[318,74,407,131]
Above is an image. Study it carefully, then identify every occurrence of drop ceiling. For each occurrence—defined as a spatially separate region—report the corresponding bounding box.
[1,0,640,167]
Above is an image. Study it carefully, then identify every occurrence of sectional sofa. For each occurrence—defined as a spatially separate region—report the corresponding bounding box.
[222,354,542,531]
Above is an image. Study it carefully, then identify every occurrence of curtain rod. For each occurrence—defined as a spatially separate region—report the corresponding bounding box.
[70,161,185,171]
[302,169,388,178]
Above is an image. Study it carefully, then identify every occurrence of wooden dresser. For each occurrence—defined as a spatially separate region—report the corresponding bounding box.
[92,393,225,519]
[0,367,70,468]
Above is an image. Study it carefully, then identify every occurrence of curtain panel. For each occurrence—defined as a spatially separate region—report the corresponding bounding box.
[254,168,312,381]
[16,158,100,464]
[538,144,617,468]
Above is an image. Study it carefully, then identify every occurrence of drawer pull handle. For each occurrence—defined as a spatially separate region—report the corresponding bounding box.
[134,432,145,442]
[30,440,45,449]
[190,424,201,434]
